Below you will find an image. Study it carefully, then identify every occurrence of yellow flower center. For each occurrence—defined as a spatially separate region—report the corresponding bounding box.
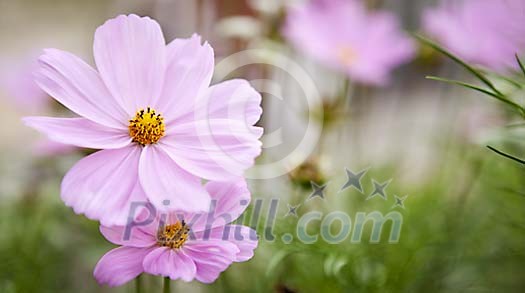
[129,107,165,145]
[337,46,357,66]
[156,221,190,249]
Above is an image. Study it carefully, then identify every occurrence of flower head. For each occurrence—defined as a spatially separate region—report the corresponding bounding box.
[282,0,415,85]
[423,0,525,72]
[94,180,258,286]
[23,14,263,226]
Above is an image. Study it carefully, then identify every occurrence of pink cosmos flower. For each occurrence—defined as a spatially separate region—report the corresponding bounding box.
[94,179,257,286]
[423,0,525,73]
[282,0,415,85]
[23,14,263,226]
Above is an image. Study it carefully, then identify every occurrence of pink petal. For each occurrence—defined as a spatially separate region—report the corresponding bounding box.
[183,240,239,283]
[138,145,211,213]
[61,146,146,226]
[100,224,156,248]
[188,180,251,232]
[283,1,348,69]
[423,0,525,73]
[157,34,214,122]
[160,79,263,182]
[206,180,251,223]
[192,225,258,262]
[160,120,262,181]
[173,77,262,126]
[171,250,197,282]
[142,247,197,281]
[94,246,153,287]
[222,225,258,262]
[23,117,131,149]
[141,247,169,276]
[93,14,166,113]
[36,48,128,129]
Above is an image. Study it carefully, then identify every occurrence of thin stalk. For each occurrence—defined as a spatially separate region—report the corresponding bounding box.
[341,78,351,104]
[516,54,525,78]
[135,275,142,293]
[486,145,525,165]
[163,277,171,293]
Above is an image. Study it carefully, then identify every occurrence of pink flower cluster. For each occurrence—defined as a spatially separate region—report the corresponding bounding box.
[24,14,262,286]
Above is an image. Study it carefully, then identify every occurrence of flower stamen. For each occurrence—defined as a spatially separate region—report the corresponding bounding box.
[156,221,190,249]
[129,107,165,145]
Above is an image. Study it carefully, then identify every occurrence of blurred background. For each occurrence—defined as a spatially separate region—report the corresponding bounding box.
[1,0,524,292]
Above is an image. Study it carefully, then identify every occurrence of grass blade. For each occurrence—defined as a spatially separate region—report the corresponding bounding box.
[427,76,524,112]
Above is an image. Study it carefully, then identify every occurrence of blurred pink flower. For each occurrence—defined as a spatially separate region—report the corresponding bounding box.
[283,0,415,85]
[1,57,49,113]
[33,139,76,156]
[23,14,263,226]
[1,57,76,156]
[423,0,525,72]
[94,180,257,286]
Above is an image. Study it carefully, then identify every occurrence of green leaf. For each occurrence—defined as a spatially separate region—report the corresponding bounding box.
[486,145,525,165]
[426,76,524,113]
[426,76,497,97]
[416,34,503,96]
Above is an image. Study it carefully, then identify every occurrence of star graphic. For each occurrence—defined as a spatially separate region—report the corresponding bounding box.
[339,167,368,193]
[366,179,391,200]
[285,203,300,217]
[391,195,408,209]
[308,181,327,201]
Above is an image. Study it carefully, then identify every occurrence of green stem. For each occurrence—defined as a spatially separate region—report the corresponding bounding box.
[339,78,352,107]
[516,54,525,78]
[163,277,171,293]
[135,275,142,293]
[486,145,525,165]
